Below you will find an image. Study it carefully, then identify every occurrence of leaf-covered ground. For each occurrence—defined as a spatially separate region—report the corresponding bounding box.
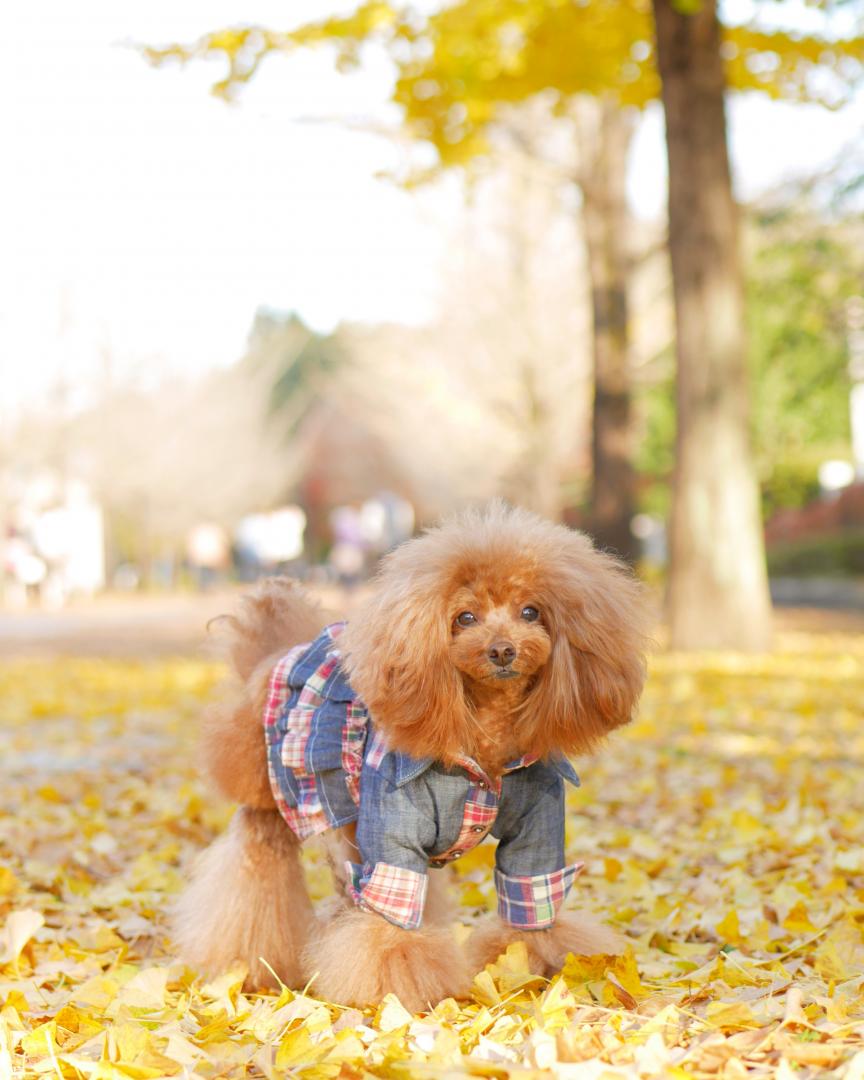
[2,624,864,1078]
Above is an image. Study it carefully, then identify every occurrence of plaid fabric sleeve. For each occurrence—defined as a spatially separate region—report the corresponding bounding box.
[347,861,428,930]
[494,863,584,929]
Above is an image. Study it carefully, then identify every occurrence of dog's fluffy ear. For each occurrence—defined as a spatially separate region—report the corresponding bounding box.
[340,545,471,762]
[522,533,650,758]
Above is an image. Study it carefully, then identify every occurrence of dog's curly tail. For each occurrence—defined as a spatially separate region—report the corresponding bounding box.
[201,578,329,808]
[209,577,328,681]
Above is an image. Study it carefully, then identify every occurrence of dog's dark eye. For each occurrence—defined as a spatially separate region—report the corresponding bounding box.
[520,606,540,622]
[455,611,477,628]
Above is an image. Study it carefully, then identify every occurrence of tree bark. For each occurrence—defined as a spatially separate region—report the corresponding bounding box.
[652,0,772,650]
[577,98,638,562]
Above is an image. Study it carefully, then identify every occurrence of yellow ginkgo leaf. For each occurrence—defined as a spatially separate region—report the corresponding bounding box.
[0,870,20,899]
[782,902,818,935]
[715,908,742,946]
[705,1000,761,1031]
[0,911,43,969]
[376,994,414,1032]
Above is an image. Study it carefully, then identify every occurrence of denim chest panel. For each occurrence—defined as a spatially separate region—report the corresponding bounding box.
[264,626,578,868]
[356,754,576,872]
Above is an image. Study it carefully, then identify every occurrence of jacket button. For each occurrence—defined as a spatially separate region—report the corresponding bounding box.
[471,825,486,833]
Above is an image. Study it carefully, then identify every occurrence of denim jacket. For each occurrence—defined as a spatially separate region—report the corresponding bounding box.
[264,624,583,930]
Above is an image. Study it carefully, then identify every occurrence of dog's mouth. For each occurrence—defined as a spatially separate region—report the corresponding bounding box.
[490,668,521,680]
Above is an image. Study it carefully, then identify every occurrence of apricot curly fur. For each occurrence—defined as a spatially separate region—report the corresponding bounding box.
[467,910,626,977]
[172,807,314,989]
[201,579,328,806]
[174,505,649,1009]
[304,908,473,1012]
[341,501,651,761]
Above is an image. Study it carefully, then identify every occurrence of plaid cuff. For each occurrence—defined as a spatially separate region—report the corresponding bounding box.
[495,863,584,929]
[347,861,428,930]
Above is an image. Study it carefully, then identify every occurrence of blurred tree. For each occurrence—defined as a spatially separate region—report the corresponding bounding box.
[653,0,773,650]
[245,309,345,429]
[338,161,594,520]
[143,2,863,569]
[749,213,859,517]
[232,310,372,557]
[575,99,637,559]
[144,1,863,641]
[650,0,861,649]
[49,336,300,582]
[635,211,860,516]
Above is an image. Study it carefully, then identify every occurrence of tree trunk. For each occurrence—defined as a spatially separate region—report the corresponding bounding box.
[652,0,772,650]
[576,98,638,561]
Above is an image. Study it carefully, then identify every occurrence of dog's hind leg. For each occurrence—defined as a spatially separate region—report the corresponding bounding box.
[173,806,314,990]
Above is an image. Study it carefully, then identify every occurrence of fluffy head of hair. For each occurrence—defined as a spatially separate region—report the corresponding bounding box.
[340,502,650,763]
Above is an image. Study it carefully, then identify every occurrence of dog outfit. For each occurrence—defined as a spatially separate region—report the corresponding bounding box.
[264,623,583,930]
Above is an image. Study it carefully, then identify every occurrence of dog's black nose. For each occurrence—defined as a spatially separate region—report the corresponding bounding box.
[487,640,516,667]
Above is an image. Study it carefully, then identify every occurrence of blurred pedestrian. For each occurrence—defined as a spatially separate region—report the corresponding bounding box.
[186,523,229,591]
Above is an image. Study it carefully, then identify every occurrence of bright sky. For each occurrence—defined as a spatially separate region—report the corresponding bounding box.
[2,0,862,417]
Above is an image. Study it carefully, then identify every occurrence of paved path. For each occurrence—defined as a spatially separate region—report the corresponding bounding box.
[0,593,237,658]
[0,586,367,659]
[1,590,862,659]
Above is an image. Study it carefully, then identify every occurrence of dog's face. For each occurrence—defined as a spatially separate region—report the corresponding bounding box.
[448,583,552,687]
[341,502,649,763]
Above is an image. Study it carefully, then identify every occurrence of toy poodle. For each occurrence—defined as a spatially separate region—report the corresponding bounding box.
[174,503,649,1011]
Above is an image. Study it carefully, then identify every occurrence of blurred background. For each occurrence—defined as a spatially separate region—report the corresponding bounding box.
[2,0,863,654]
[4,9,864,1065]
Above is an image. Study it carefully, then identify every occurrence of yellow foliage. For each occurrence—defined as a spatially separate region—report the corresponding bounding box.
[1,637,864,1075]
[142,0,864,175]
[715,908,742,947]
[782,901,818,935]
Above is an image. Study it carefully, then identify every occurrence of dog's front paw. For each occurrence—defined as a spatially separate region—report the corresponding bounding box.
[528,911,625,975]
[467,914,538,975]
[304,908,471,1012]
[468,912,625,978]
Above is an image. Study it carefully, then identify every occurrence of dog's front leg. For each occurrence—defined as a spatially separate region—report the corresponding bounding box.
[303,907,470,1012]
